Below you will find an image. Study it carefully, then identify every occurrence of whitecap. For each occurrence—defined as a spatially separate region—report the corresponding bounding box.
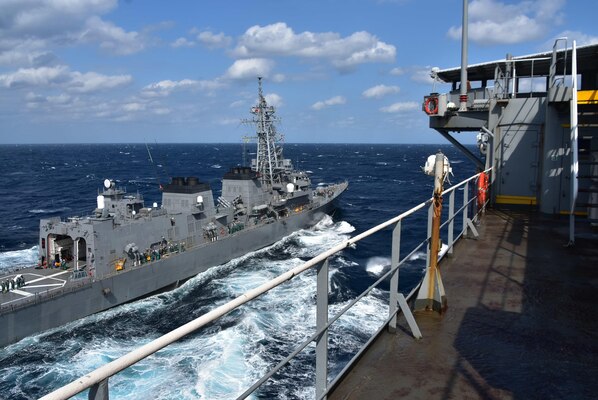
[0,246,39,272]
[365,256,390,275]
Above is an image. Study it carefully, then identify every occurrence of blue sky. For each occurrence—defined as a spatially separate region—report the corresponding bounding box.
[0,0,596,144]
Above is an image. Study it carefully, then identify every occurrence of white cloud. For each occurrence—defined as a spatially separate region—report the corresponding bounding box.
[362,84,400,99]
[0,66,70,88]
[380,101,419,113]
[0,0,145,66]
[265,93,283,107]
[234,22,395,70]
[46,93,72,104]
[171,37,195,48]
[447,0,565,45]
[69,71,132,93]
[0,66,131,92]
[311,96,346,110]
[410,68,435,85]
[81,16,144,55]
[225,58,274,80]
[141,79,222,97]
[390,67,405,76]
[197,31,232,49]
[153,108,171,115]
[229,100,245,108]
[123,102,146,112]
[546,30,598,48]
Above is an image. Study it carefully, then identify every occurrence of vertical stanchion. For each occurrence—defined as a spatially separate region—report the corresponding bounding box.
[425,203,433,270]
[415,152,448,314]
[315,258,329,399]
[463,182,469,236]
[88,378,108,400]
[448,190,455,255]
[389,221,401,333]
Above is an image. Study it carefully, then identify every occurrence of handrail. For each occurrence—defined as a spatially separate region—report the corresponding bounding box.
[40,168,492,400]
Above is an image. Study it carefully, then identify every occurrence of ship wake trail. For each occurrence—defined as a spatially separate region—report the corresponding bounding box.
[0,215,389,400]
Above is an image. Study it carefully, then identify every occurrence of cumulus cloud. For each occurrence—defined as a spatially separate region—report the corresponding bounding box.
[380,101,419,113]
[81,16,144,55]
[362,84,400,99]
[141,79,223,97]
[197,31,232,49]
[0,65,132,92]
[311,96,346,110]
[171,37,195,48]
[225,58,274,80]
[447,0,565,45]
[390,67,405,76]
[0,0,145,66]
[233,22,395,70]
[265,93,283,107]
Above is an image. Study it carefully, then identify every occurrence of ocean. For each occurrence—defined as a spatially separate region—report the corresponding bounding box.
[0,143,477,399]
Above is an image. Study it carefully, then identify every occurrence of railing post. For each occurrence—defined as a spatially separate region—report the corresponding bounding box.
[389,221,401,333]
[426,202,433,269]
[463,182,469,236]
[448,190,455,255]
[88,378,108,400]
[315,258,329,399]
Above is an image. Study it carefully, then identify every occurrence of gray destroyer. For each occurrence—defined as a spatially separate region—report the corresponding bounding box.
[0,78,347,347]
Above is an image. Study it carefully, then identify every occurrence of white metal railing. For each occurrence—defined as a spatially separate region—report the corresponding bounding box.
[40,168,492,400]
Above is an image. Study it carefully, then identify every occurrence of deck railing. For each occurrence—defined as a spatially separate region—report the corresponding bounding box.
[40,168,492,400]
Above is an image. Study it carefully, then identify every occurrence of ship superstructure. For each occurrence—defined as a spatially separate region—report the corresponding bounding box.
[0,79,348,347]
[422,42,598,226]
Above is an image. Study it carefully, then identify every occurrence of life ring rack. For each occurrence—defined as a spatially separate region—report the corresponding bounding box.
[424,96,439,115]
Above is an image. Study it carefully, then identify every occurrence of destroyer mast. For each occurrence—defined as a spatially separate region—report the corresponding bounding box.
[245,77,286,188]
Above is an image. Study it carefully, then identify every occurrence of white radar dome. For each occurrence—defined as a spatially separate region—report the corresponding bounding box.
[286,183,295,193]
[96,195,105,210]
[103,179,111,189]
[196,195,203,204]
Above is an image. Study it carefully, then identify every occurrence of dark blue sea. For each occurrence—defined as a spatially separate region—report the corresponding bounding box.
[0,143,477,399]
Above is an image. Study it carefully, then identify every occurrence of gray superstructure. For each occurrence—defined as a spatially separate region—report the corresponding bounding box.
[0,78,347,348]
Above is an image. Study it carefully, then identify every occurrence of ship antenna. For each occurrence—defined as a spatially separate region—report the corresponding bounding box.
[145,140,168,191]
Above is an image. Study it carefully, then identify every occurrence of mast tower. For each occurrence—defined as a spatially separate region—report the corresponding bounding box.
[244,77,284,188]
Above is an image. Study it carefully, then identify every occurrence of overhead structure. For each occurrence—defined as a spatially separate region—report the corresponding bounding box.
[422,40,598,227]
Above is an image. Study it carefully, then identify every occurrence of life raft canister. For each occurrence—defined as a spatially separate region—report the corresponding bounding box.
[477,171,489,208]
[424,96,439,115]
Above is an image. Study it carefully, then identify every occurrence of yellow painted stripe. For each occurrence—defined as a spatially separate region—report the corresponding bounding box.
[558,210,588,217]
[495,195,537,205]
[578,90,598,104]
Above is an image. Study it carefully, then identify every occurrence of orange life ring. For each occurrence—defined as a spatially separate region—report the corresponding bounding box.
[424,97,439,115]
[220,227,226,236]
[477,172,489,208]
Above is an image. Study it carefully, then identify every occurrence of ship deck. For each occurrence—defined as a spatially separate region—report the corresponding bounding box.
[329,209,598,400]
[0,265,75,309]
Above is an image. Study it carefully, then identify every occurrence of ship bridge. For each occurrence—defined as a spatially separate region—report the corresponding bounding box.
[423,42,598,223]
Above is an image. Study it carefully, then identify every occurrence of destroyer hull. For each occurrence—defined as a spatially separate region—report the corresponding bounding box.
[0,201,336,348]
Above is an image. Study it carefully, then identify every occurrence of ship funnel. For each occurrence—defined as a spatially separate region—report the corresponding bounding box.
[97,195,105,209]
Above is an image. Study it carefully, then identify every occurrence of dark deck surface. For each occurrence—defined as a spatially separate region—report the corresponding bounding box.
[330,210,598,400]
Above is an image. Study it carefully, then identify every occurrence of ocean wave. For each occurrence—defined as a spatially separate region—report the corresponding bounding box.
[365,256,390,275]
[28,207,71,214]
[0,215,385,399]
[0,246,38,272]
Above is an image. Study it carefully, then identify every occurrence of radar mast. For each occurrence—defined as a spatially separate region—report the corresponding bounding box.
[243,77,285,188]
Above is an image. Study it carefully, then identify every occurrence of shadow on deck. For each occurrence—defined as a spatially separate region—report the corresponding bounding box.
[329,209,598,400]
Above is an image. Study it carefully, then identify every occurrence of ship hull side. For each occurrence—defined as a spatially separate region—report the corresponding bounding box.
[0,201,336,347]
